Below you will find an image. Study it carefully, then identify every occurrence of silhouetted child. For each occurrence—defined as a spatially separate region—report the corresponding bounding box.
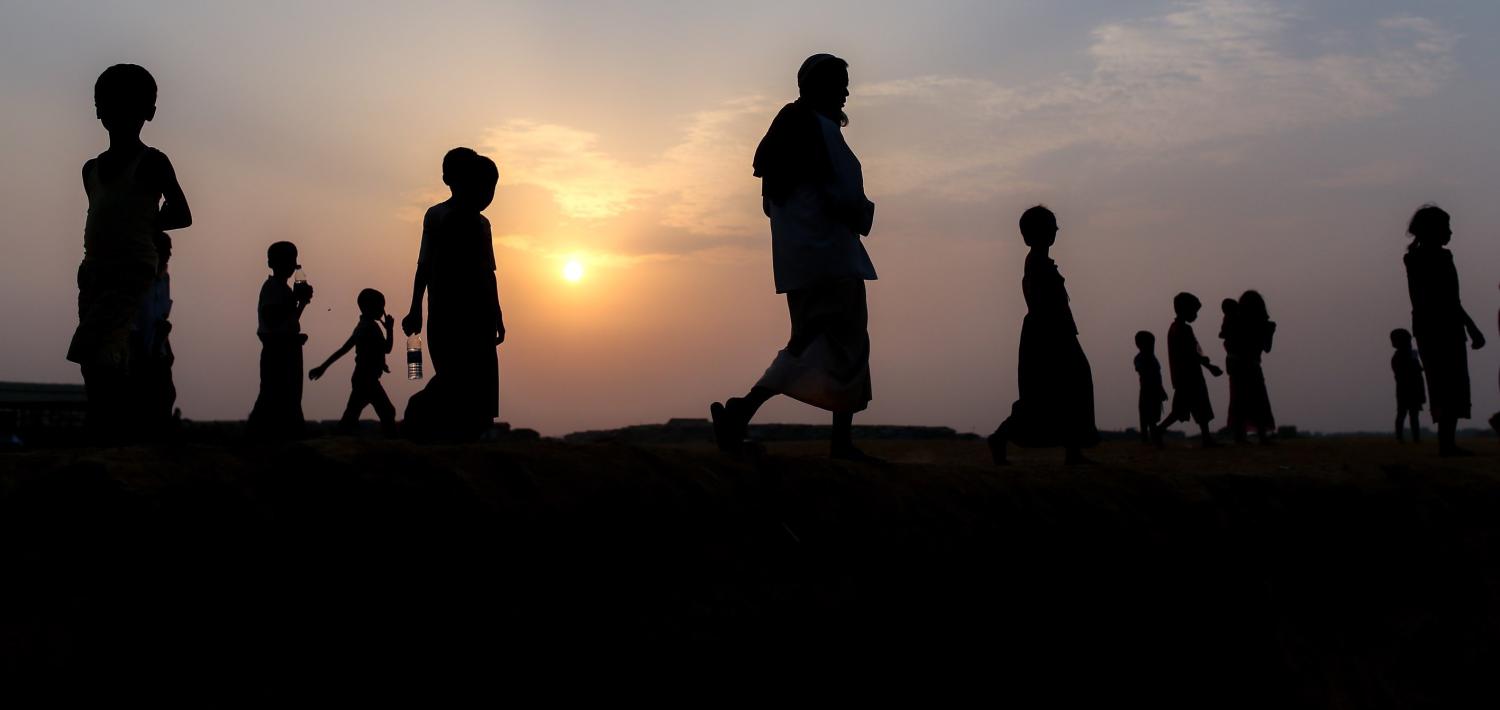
[1134,331,1167,443]
[986,206,1099,466]
[248,241,313,439]
[67,64,191,440]
[400,148,505,442]
[128,231,176,436]
[1223,290,1276,444]
[1403,204,1485,457]
[1389,328,1425,442]
[310,288,397,436]
[1153,292,1223,447]
[1218,298,1238,345]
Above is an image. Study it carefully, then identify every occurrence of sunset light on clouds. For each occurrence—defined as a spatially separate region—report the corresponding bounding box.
[2,0,1498,435]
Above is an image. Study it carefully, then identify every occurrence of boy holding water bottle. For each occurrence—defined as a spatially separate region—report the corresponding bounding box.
[310,288,396,436]
[248,240,313,439]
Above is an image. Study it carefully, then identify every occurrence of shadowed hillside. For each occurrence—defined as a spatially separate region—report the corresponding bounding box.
[2,437,1498,704]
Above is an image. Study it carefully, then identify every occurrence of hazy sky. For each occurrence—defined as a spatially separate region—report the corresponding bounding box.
[3,0,1498,435]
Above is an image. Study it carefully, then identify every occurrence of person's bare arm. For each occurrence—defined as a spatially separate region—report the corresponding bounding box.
[153,152,192,231]
[309,335,356,380]
[1462,306,1486,349]
[383,314,395,353]
[403,266,428,336]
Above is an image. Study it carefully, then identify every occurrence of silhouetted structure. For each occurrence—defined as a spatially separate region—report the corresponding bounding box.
[310,288,397,436]
[66,64,191,442]
[1390,328,1426,442]
[1134,330,1167,444]
[0,382,87,446]
[1403,204,1486,457]
[247,241,312,439]
[400,148,504,442]
[710,54,879,462]
[986,206,1098,465]
[1222,290,1276,443]
[1153,292,1223,447]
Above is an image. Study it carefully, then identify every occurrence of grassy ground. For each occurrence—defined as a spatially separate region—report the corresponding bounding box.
[1,436,1497,704]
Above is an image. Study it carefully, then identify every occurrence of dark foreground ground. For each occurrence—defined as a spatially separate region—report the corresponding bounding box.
[2,436,1498,704]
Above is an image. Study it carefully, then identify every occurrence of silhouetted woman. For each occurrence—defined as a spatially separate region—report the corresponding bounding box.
[1223,290,1276,443]
[710,53,879,461]
[987,206,1098,465]
[1403,204,1486,456]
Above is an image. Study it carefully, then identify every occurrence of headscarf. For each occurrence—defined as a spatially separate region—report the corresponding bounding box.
[752,54,847,205]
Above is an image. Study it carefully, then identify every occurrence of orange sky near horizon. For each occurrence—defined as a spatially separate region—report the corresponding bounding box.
[2,1,1499,435]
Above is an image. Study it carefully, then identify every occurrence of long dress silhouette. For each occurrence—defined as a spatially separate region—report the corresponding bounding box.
[1223,291,1276,440]
[990,211,1098,465]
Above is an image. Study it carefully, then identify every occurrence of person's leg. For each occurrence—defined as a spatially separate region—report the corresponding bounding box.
[1152,412,1183,446]
[1198,419,1219,447]
[1409,409,1422,443]
[1438,417,1473,456]
[1395,408,1406,442]
[371,382,398,437]
[338,382,369,434]
[1139,406,1152,443]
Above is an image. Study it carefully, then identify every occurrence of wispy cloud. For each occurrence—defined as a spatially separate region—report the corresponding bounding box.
[461,1,1456,263]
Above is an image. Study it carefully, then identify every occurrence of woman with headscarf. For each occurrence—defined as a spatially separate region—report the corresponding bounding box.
[710,53,879,461]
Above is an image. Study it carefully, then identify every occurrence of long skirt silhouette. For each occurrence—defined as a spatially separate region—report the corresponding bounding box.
[1226,356,1275,433]
[999,318,1099,449]
[403,311,497,441]
[1416,336,1470,421]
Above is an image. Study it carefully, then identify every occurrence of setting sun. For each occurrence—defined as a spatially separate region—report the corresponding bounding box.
[563,260,585,283]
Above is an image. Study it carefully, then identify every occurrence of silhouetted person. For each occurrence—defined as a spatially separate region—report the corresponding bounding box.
[709,53,879,462]
[986,206,1099,466]
[1403,204,1485,457]
[1222,290,1276,444]
[1134,331,1167,444]
[1493,284,1500,438]
[127,231,177,436]
[401,148,505,442]
[67,64,191,442]
[1389,328,1426,443]
[1153,292,1223,447]
[248,241,313,439]
[311,288,397,437]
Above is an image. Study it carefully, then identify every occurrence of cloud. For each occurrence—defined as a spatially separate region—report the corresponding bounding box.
[856,0,1456,200]
[461,1,1456,263]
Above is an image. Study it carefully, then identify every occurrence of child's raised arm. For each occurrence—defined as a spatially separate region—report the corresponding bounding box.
[309,333,357,381]
[382,314,395,353]
[153,152,192,231]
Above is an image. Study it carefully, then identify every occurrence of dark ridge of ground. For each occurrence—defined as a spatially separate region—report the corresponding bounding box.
[1,437,1498,704]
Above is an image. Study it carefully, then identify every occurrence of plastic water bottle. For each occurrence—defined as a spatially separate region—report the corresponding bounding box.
[292,269,308,288]
[406,334,424,380]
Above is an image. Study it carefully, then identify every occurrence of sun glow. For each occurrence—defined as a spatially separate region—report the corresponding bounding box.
[563,260,585,283]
